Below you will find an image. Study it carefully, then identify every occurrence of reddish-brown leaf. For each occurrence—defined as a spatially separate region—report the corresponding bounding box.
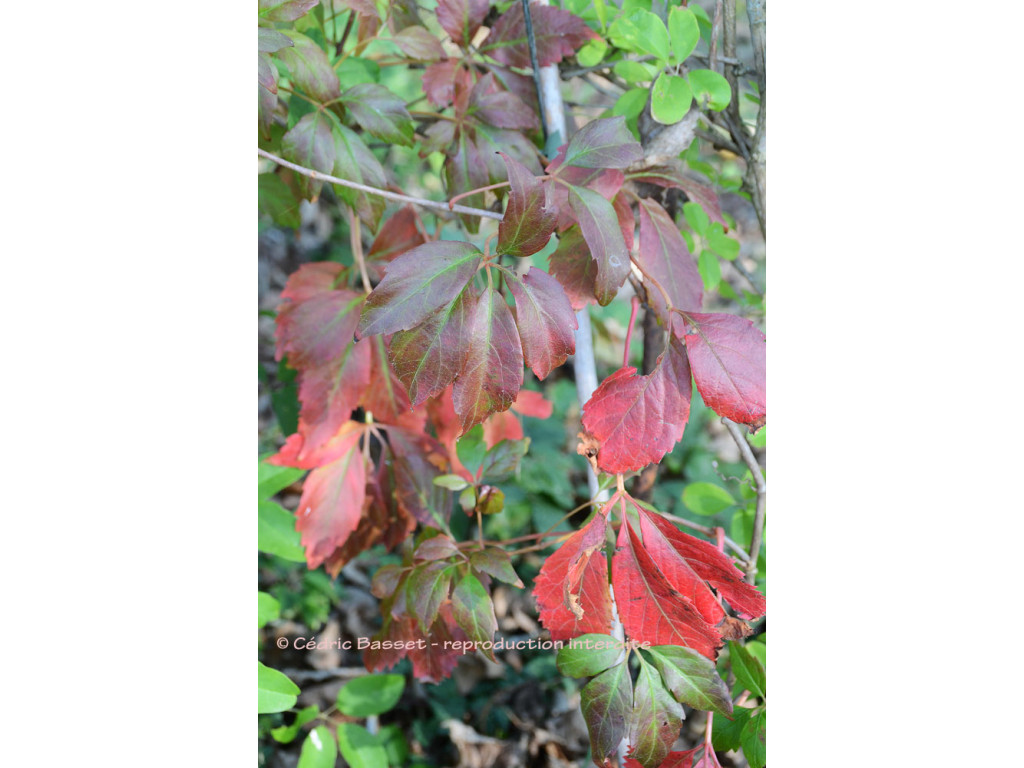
[679,313,766,430]
[358,335,424,431]
[548,226,599,310]
[436,0,489,47]
[357,241,482,338]
[422,58,470,108]
[569,185,631,306]
[637,198,703,325]
[533,510,613,641]
[481,3,599,68]
[452,286,524,435]
[293,424,367,570]
[558,116,644,170]
[481,389,553,447]
[390,290,474,407]
[612,516,722,658]
[580,337,692,474]
[507,267,577,380]
[391,25,446,60]
[627,160,727,228]
[281,111,335,200]
[497,153,557,258]
[366,205,426,280]
[468,73,539,130]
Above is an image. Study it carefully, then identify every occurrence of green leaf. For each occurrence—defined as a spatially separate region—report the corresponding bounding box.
[749,426,766,448]
[329,116,386,231]
[556,634,622,678]
[645,646,733,716]
[711,706,752,753]
[469,549,524,588]
[406,561,453,632]
[259,0,320,23]
[651,73,692,125]
[629,654,685,768]
[433,474,469,491]
[378,723,409,766]
[612,60,656,84]
[688,69,731,111]
[258,499,306,562]
[297,726,337,768]
[729,641,766,700]
[698,250,721,291]
[668,6,699,63]
[258,591,281,628]
[451,572,498,660]
[741,708,766,768]
[480,438,530,482]
[282,111,336,200]
[609,10,670,64]
[337,723,388,768]
[456,424,487,479]
[259,459,305,500]
[259,173,303,229]
[258,661,301,714]
[681,482,736,516]
[336,56,380,85]
[707,223,739,260]
[340,83,414,147]
[580,660,632,767]
[278,31,341,103]
[613,88,649,120]
[271,705,320,744]
[577,38,608,67]
[336,674,405,717]
[682,201,709,236]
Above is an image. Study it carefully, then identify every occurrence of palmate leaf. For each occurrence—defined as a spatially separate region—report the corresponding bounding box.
[357,241,482,338]
[678,312,766,430]
[480,2,599,69]
[645,646,733,716]
[452,285,524,434]
[580,336,691,474]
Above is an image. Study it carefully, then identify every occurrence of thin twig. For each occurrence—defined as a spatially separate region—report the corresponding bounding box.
[348,208,372,294]
[721,417,766,583]
[257,148,504,221]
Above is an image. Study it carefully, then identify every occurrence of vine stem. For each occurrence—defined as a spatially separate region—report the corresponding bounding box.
[722,417,766,584]
[449,181,510,209]
[257,149,504,221]
[347,209,372,294]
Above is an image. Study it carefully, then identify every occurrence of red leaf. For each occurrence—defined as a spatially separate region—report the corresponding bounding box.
[533,510,613,641]
[558,116,644,170]
[294,424,367,570]
[641,510,766,621]
[568,185,631,306]
[679,312,766,430]
[507,267,578,380]
[435,0,489,47]
[357,240,482,338]
[358,335,424,431]
[637,198,703,325]
[625,749,700,768]
[580,337,692,474]
[452,286,524,435]
[548,226,599,310]
[627,160,727,229]
[481,389,552,447]
[612,516,722,658]
[497,152,557,258]
[422,58,470,108]
[364,603,469,682]
[390,290,474,407]
[481,2,599,69]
